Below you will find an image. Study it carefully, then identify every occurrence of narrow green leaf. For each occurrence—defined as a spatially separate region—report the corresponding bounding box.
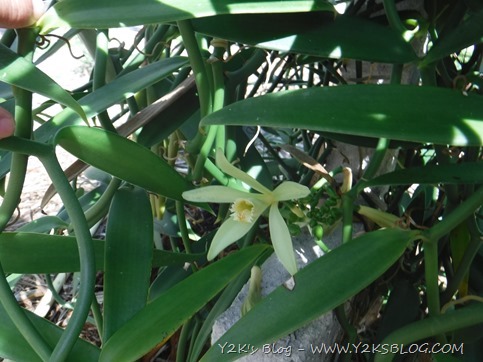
[0,57,188,179]
[188,267,255,362]
[421,8,483,66]
[203,85,483,146]
[16,216,68,233]
[193,14,417,63]
[449,222,471,296]
[38,0,334,32]
[201,229,414,361]
[0,232,201,273]
[99,245,270,362]
[0,304,100,362]
[375,280,420,343]
[317,131,420,148]
[375,303,483,362]
[361,162,483,189]
[137,83,199,147]
[0,43,86,123]
[103,186,153,341]
[54,126,191,201]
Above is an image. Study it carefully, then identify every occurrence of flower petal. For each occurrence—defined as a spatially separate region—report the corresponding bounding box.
[207,218,255,260]
[269,203,298,275]
[272,181,310,201]
[207,199,269,260]
[182,186,251,203]
[216,148,272,195]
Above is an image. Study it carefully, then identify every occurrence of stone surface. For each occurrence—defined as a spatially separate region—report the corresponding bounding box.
[212,223,365,361]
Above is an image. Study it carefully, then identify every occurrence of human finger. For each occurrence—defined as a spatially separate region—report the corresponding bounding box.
[0,107,16,139]
[0,0,45,28]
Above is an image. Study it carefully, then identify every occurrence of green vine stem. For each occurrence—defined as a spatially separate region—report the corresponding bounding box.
[178,20,215,176]
[341,193,355,244]
[45,274,75,310]
[423,239,441,317]
[90,295,104,343]
[120,25,170,75]
[0,29,16,46]
[192,40,227,179]
[0,263,52,361]
[94,29,116,133]
[375,303,483,362]
[361,62,400,182]
[343,110,391,244]
[177,20,212,119]
[0,28,36,230]
[175,200,193,256]
[192,125,219,179]
[203,158,230,185]
[442,221,482,304]
[211,43,226,152]
[0,140,52,361]
[0,137,51,157]
[82,177,122,229]
[0,29,53,361]
[360,138,390,182]
[422,186,483,319]
[40,153,96,362]
[0,111,30,227]
[424,186,483,242]
[382,0,408,39]
[226,48,267,86]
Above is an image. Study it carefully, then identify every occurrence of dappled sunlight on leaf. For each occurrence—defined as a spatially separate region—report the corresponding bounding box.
[38,0,335,32]
[203,85,483,146]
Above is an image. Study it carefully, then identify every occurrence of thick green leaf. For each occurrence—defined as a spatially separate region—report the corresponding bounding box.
[38,0,334,32]
[103,186,153,341]
[55,126,191,201]
[360,162,483,190]
[0,43,86,122]
[0,304,99,362]
[0,232,202,273]
[193,14,417,63]
[202,85,483,146]
[99,245,270,362]
[46,57,189,138]
[201,229,415,361]
[421,8,483,66]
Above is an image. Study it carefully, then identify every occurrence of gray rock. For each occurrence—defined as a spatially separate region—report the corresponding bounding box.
[211,224,365,361]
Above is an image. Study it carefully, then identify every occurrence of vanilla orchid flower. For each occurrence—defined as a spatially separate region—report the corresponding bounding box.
[182,149,310,275]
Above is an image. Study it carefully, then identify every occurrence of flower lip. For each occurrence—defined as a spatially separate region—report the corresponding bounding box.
[230,198,255,223]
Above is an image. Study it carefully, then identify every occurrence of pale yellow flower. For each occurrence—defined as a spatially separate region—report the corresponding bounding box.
[183,149,310,275]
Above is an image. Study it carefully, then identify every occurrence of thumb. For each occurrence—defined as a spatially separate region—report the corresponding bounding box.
[0,0,45,28]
